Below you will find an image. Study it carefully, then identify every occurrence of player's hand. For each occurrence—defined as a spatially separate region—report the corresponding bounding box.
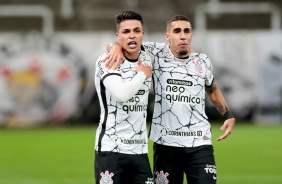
[103,44,124,70]
[136,61,152,79]
[217,118,235,141]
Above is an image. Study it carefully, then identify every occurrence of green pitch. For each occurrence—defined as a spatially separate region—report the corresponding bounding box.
[0,123,282,184]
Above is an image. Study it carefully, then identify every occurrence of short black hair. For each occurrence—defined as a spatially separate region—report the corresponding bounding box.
[115,11,143,31]
[166,15,191,30]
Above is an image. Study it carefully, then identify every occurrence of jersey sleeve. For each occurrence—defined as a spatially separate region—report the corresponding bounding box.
[203,54,214,87]
[96,54,120,81]
[103,72,146,102]
[95,54,147,102]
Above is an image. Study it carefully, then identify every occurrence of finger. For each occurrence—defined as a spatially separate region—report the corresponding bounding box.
[220,125,225,131]
[118,56,124,63]
[106,52,118,67]
[217,128,231,141]
[113,57,124,69]
[106,58,116,69]
[217,133,227,141]
[105,53,114,62]
[217,136,225,141]
[103,54,110,62]
[113,60,122,70]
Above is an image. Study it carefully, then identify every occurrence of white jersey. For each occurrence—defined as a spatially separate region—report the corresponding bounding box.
[143,42,214,147]
[94,51,152,154]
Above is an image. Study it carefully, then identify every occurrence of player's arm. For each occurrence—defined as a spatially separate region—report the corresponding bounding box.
[205,82,235,141]
[103,42,124,70]
[103,61,152,102]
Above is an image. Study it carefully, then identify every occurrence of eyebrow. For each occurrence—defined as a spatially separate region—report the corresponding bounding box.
[173,28,181,32]
[172,27,191,32]
[121,27,142,31]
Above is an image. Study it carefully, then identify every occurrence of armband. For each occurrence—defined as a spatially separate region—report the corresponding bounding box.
[223,111,234,120]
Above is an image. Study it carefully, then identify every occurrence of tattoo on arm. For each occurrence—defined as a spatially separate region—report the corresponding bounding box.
[214,100,229,115]
[205,82,217,95]
[206,82,230,115]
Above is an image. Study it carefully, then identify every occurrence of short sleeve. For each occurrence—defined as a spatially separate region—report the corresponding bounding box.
[204,55,214,87]
[96,54,121,81]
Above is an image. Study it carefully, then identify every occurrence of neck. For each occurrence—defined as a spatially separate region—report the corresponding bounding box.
[123,50,140,60]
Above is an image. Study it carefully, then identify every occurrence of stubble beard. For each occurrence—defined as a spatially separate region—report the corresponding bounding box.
[178,49,188,57]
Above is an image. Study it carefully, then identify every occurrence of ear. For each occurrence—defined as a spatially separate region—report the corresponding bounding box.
[165,33,169,41]
[116,32,120,42]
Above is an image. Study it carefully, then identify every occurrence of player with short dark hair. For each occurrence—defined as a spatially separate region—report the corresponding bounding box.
[94,11,153,184]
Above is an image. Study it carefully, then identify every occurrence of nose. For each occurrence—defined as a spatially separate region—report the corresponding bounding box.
[129,32,136,39]
[180,31,186,40]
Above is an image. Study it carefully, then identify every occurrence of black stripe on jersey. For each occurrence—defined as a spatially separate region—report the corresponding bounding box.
[141,44,145,51]
[97,81,108,152]
[101,73,121,82]
[205,78,214,88]
[148,76,156,139]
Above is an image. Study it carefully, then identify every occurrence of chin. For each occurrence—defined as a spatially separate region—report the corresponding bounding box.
[179,50,188,56]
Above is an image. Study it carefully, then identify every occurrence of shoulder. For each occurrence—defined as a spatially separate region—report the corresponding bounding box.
[191,52,208,59]
[96,53,108,65]
[96,53,120,74]
[139,51,152,66]
[190,52,211,63]
[142,42,166,52]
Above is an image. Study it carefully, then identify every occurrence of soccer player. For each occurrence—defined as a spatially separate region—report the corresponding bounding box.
[94,11,153,184]
[105,15,235,184]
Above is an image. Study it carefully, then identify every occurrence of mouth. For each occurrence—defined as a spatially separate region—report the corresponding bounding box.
[179,42,187,47]
[128,41,137,49]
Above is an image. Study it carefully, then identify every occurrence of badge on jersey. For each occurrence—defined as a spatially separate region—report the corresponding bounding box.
[192,60,204,74]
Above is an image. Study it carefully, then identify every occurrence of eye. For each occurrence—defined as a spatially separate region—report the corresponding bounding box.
[173,28,181,33]
[184,28,191,33]
[134,28,142,33]
[122,29,130,34]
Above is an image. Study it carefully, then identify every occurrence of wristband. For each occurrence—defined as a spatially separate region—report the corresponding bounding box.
[223,111,234,120]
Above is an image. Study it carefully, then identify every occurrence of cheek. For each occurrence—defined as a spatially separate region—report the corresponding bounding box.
[171,37,177,44]
[137,36,143,43]
[118,37,126,45]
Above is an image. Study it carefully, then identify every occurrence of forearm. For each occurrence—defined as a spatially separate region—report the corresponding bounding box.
[103,72,146,102]
[206,83,234,119]
[208,89,230,115]
[207,83,235,141]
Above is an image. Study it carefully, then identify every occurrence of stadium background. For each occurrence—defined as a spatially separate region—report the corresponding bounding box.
[0,0,282,184]
[0,0,282,126]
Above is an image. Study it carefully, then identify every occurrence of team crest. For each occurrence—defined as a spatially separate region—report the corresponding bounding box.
[160,128,169,136]
[192,60,203,74]
[155,171,169,184]
[100,170,114,184]
[114,137,123,145]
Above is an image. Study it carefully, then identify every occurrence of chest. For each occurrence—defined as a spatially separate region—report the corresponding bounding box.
[153,58,206,79]
[119,62,138,82]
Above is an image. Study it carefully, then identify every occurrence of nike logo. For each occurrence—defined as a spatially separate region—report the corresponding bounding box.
[213,176,217,180]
